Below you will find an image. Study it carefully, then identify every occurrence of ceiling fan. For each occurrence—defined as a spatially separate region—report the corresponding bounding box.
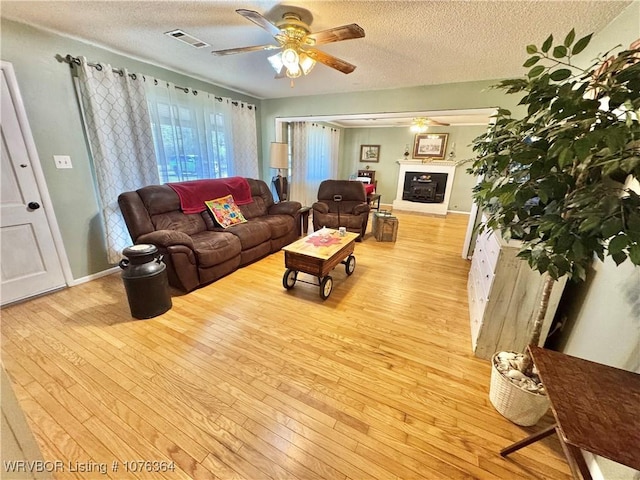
[410,117,450,133]
[212,9,365,79]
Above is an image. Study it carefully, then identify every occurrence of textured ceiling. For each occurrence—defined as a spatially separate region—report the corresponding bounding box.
[2,1,632,100]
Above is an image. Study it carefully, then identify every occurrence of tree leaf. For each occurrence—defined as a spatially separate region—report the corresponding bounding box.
[550,68,572,81]
[572,33,593,55]
[611,251,627,266]
[573,137,592,161]
[572,263,587,282]
[579,216,601,233]
[526,44,538,54]
[629,244,640,265]
[542,34,554,53]
[608,234,628,254]
[572,239,587,260]
[553,45,568,58]
[600,217,623,238]
[523,56,541,67]
[558,147,574,168]
[552,255,571,276]
[537,255,550,273]
[564,29,576,47]
[528,65,545,78]
[547,263,560,279]
[628,213,640,234]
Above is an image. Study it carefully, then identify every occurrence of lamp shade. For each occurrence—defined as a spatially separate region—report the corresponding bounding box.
[270,142,289,169]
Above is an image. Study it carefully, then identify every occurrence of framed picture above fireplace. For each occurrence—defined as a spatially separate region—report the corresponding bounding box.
[413,133,448,159]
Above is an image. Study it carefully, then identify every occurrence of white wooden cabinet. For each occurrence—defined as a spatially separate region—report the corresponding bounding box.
[468,225,567,360]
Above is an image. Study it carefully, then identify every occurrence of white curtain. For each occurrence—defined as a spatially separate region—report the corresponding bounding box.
[145,80,258,182]
[229,100,259,178]
[76,58,159,264]
[290,122,340,207]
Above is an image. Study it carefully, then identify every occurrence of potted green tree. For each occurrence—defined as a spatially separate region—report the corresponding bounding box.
[468,31,640,425]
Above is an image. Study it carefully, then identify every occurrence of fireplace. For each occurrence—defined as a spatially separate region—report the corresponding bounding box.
[393,160,457,216]
[403,172,448,203]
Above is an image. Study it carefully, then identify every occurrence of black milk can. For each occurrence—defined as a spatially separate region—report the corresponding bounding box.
[119,244,172,319]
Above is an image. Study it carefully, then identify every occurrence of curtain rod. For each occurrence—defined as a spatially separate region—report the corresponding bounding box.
[58,54,256,109]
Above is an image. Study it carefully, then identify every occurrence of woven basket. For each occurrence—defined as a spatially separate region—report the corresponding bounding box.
[489,352,550,426]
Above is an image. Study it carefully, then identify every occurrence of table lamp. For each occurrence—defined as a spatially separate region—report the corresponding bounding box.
[270,142,289,202]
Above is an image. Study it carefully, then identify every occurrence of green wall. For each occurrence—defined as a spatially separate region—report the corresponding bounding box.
[0,19,261,280]
[339,124,487,211]
[259,79,524,187]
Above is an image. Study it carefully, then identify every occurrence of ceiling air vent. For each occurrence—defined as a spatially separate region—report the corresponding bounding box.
[165,29,209,49]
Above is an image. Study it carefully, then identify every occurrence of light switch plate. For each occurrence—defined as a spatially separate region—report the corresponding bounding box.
[54,155,72,169]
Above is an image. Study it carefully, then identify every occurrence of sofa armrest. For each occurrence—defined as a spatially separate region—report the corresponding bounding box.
[137,230,194,250]
[353,203,371,216]
[312,202,329,214]
[268,200,302,216]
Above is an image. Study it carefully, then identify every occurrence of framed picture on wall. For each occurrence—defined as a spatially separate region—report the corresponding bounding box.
[360,144,380,162]
[413,133,448,159]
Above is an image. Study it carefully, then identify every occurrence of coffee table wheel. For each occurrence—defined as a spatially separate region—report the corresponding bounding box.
[345,255,356,276]
[283,269,297,289]
[319,276,333,300]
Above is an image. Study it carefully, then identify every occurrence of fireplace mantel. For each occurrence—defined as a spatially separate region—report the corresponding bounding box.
[396,159,457,167]
[393,159,457,216]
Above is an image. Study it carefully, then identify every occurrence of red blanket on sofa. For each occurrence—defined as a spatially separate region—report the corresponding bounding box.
[167,177,252,214]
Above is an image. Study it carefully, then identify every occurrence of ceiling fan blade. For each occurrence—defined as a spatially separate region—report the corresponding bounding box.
[427,119,451,127]
[306,24,365,46]
[212,44,280,56]
[305,49,356,74]
[236,9,281,38]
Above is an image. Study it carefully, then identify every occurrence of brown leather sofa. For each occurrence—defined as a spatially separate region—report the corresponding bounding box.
[312,180,370,239]
[118,178,301,292]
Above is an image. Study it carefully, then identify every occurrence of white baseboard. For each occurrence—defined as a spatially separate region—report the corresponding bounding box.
[67,266,120,287]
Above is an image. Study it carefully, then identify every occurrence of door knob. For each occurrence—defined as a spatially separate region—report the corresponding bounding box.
[28,202,41,210]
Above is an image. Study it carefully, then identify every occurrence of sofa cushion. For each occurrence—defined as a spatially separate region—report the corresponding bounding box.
[151,211,207,236]
[137,184,181,214]
[224,219,271,250]
[239,196,268,219]
[190,231,241,268]
[205,195,247,228]
[259,214,297,239]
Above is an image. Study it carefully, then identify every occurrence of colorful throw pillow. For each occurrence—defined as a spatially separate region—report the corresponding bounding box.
[205,195,247,228]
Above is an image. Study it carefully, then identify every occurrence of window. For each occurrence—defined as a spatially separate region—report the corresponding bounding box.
[145,81,258,183]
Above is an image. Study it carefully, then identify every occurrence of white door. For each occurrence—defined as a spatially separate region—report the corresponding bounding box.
[1,65,66,305]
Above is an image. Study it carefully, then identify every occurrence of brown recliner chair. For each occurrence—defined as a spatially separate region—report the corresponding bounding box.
[312,180,370,239]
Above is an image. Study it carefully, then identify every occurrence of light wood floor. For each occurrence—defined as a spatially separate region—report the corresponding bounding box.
[1,212,571,480]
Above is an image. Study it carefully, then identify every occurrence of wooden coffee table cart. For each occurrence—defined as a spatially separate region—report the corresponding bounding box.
[281,228,359,300]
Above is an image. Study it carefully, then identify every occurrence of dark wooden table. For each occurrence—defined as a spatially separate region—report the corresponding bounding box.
[298,206,311,236]
[368,193,381,211]
[501,346,640,479]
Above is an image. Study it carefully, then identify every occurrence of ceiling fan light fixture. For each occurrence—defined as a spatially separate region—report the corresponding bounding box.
[281,47,299,70]
[410,117,429,133]
[299,53,316,75]
[267,52,284,74]
[214,9,365,81]
[285,63,302,78]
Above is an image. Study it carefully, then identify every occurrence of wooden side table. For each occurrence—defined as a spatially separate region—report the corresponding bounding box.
[501,346,640,480]
[368,193,381,211]
[372,211,398,242]
[298,206,311,236]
